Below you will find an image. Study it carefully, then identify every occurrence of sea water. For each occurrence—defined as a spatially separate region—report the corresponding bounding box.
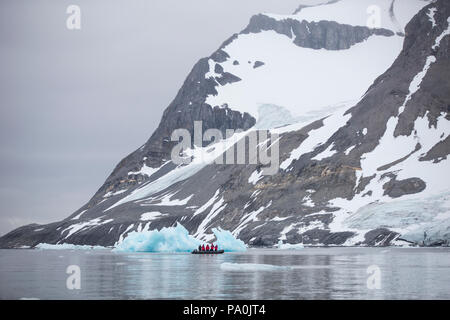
[1,247,449,299]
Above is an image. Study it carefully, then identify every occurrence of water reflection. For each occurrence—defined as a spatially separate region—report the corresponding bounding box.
[1,248,449,299]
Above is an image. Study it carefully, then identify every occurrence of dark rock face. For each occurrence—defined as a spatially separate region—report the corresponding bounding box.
[420,136,450,162]
[383,177,426,198]
[253,61,265,69]
[292,0,339,15]
[85,56,255,210]
[1,1,449,249]
[242,14,394,50]
[364,228,399,246]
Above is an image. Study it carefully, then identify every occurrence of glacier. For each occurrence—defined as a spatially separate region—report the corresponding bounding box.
[343,191,450,245]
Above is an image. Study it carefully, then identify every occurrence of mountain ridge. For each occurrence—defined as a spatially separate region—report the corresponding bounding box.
[1,0,449,249]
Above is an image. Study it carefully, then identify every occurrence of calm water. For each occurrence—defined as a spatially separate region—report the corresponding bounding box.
[1,247,449,300]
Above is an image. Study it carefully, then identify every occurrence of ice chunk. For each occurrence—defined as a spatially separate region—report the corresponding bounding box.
[275,240,304,250]
[35,243,107,250]
[113,224,246,252]
[221,262,291,271]
[212,227,247,252]
[114,223,199,253]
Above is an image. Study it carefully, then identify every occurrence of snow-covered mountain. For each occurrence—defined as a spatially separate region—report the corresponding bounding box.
[2,0,449,248]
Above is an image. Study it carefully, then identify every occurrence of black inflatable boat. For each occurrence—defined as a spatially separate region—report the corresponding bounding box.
[191,249,224,254]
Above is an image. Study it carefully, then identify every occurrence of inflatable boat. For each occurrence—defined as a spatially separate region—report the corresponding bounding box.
[191,249,224,254]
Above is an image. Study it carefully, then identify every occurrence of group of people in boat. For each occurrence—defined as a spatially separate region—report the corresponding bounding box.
[198,243,218,252]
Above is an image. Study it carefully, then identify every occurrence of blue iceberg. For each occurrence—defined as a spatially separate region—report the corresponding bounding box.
[113,223,246,252]
[212,227,246,252]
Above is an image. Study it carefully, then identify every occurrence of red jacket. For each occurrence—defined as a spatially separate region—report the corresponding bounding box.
[206,245,210,251]
[201,245,205,251]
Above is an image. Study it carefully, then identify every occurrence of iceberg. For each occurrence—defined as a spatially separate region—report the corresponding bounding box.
[212,227,247,252]
[113,223,246,252]
[35,243,108,250]
[113,223,199,253]
[275,240,304,250]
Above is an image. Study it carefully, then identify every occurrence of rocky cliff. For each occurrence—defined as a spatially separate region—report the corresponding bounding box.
[1,0,449,248]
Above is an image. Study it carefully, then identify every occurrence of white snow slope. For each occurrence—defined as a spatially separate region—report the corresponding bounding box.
[205,0,430,124]
[103,0,448,246]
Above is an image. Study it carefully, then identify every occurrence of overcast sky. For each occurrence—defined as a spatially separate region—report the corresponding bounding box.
[0,0,324,236]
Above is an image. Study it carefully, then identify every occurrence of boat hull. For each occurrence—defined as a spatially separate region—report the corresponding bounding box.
[191,250,224,254]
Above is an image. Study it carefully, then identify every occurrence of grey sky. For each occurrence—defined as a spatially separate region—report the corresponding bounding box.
[0,0,323,236]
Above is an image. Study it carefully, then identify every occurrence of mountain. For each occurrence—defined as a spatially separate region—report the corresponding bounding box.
[1,0,449,248]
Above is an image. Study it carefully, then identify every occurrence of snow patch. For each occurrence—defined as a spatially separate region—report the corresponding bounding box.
[143,192,193,207]
[233,201,272,236]
[281,109,351,170]
[271,216,291,222]
[206,27,404,122]
[128,161,169,177]
[399,55,436,114]
[71,210,87,220]
[140,211,167,221]
[427,7,437,28]
[248,170,263,185]
[104,189,127,198]
[194,197,227,239]
[344,145,355,155]
[61,218,113,239]
[106,130,249,211]
[432,17,450,50]
[278,223,297,241]
[193,190,220,217]
[312,143,337,161]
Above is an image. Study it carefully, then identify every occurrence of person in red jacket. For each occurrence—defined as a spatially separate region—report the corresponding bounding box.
[215,244,218,251]
[206,244,210,251]
[201,244,205,251]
